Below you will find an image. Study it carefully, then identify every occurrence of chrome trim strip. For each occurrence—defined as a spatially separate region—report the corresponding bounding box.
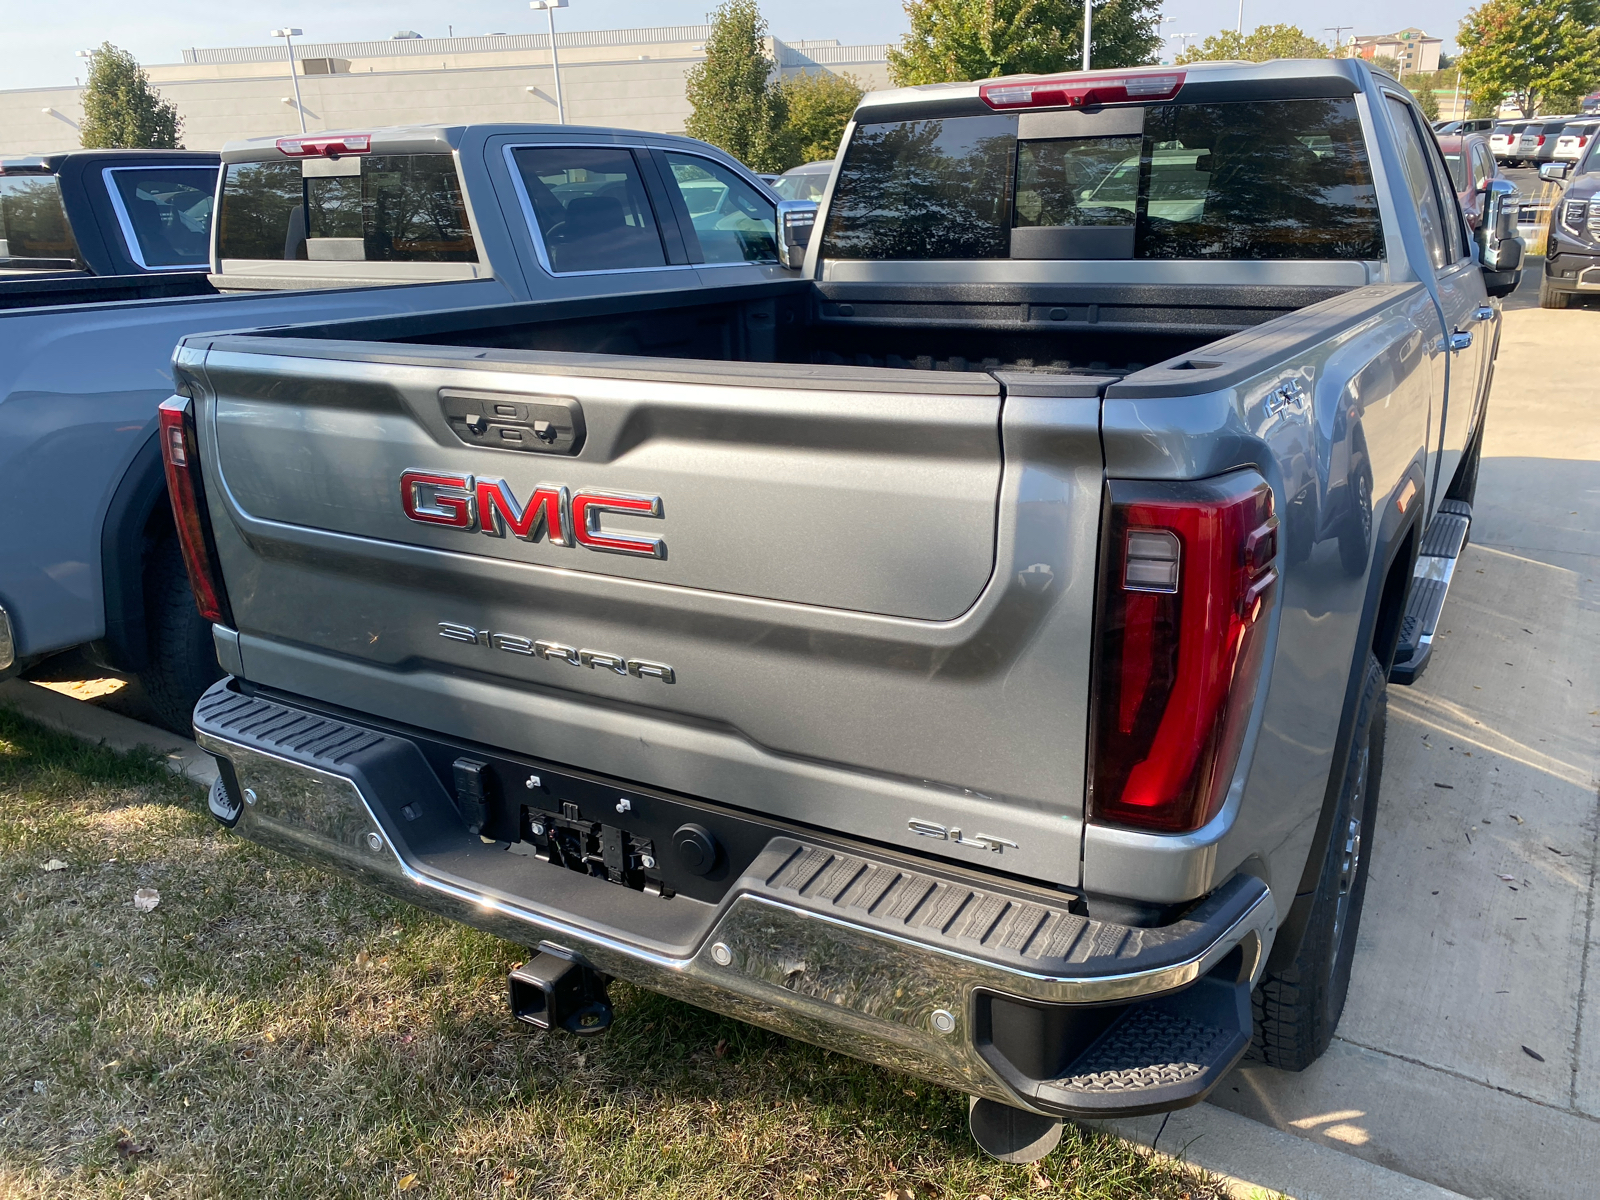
[196,728,1275,1109]
[101,165,216,272]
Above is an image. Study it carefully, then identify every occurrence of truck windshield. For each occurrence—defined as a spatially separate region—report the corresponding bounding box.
[216,154,477,262]
[822,98,1385,261]
[0,175,84,269]
[104,166,216,269]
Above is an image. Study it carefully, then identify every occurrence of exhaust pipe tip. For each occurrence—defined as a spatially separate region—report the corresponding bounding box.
[508,946,614,1037]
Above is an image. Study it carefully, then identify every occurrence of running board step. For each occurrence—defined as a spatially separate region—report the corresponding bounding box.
[1390,500,1471,685]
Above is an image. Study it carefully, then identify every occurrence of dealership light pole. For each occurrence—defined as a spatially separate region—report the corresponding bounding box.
[530,0,568,124]
[271,27,307,133]
[1082,0,1092,70]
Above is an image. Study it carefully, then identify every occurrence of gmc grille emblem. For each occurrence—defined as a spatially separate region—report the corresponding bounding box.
[401,469,664,559]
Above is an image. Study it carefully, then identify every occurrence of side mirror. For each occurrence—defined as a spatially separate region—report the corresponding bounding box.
[1478,178,1524,298]
[1539,161,1572,183]
[777,200,819,270]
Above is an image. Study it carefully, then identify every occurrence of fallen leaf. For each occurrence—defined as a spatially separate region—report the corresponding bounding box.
[398,1174,420,1191]
[355,951,371,969]
[1510,814,1524,824]
[132,888,160,913]
[1522,1046,1545,1062]
[1434,782,1454,789]
[114,1136,152,1161]
[713,1039,728,1059]
[1548,846,1572,856]
[40,859,67,872]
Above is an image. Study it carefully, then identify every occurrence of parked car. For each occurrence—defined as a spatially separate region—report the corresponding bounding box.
[1512,118,1574,168]
[1434,118,1494,135]
[1438,132,1501,229]
[0,150,217,289]
[0,125,791,731]
[174,59,1519,1163]
[1492,121,1536,164]
[1538,144,1600,306]
[769,160,834,202]
[1554,120,1600,162]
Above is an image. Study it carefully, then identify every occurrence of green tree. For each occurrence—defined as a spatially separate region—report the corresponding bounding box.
[777,71,863,164]
[1457,0,1600,117]
[1177,24,1330,63]
[1415,85,1441,120]
[887,0,1162,86]
[684,0,790,172]
[79,42,182,149]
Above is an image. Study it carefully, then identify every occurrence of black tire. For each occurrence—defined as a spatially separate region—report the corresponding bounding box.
[138,534,223,734]
[1337,461,1373,577]
[1250,652,1386,1070]
[1540,275,1572,309]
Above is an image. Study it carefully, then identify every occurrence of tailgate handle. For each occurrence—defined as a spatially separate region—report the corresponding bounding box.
[441,389,586,456]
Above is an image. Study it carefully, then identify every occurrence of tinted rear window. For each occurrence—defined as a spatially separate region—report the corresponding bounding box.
[0,175,83,268]
[106,166,215,268]
[216,154,476,262]
[510,145,668,273]
[822,99,1383,262]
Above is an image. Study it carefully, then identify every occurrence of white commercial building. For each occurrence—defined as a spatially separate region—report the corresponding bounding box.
[2,26,891,157]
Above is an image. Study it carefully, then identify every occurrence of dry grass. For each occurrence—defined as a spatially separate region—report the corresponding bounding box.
[0,704,1240,1199]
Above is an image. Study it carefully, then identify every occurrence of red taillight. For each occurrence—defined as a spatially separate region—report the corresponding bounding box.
[1581,136,1591,148]
[276,133,372,157]
[1089,471,1277,834]
[1537,135,1546,146]
[980,70,1185,110]
[159,396,233,626]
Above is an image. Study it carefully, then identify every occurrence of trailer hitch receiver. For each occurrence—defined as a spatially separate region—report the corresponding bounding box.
[508,945,614,1036]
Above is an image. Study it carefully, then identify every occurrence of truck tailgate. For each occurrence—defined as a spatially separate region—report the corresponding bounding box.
[190,341,1104,884]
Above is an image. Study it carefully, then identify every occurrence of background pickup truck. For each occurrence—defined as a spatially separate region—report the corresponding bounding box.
[0,150,218,303]
[0,124,790,730]
[171,59,1522,1161]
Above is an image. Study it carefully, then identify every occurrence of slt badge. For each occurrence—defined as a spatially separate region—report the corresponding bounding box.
[908,819,1019,854]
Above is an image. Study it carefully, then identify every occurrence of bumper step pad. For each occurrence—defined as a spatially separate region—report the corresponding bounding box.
[1391,499,1471,685]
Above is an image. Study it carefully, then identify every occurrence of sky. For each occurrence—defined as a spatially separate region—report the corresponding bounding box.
[5,0,1474,92]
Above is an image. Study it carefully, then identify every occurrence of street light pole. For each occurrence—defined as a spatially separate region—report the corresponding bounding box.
[530,0,568,124]
[270,28,306,133]
[1082,0,1092,71]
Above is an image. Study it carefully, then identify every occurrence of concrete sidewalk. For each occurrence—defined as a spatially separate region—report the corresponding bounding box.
[1208,293,1600,1197]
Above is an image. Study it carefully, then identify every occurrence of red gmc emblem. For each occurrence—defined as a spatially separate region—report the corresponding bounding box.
[400,470,665,559]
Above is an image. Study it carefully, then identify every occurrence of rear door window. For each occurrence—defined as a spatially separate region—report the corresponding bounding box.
[660,152,778,264]
[1388,96,1452,269]
[216,154,477,263]
[510,145,667,274]
[0,175,83,268]
[104,166,215,268]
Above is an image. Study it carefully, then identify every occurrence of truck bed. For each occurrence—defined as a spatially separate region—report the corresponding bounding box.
[236,278,1354,381]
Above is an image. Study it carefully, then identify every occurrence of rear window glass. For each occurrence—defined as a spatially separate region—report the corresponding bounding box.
[0,175,83,268]
[216,154,477,262]
[1442,149,1468,190]
[105,166,215,268]
[820,114,1016,260]
[772,170,830,202]
[510,145,666,273]
[822,99,1383,262]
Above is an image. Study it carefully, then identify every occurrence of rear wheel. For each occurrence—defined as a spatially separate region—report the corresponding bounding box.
[1540,275,1573,309]
[138,535,223,734]
[1250,653,1386,1070]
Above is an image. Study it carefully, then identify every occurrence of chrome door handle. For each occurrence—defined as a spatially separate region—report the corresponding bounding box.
[1474,304,1495,320]
[1450,330,1473,351]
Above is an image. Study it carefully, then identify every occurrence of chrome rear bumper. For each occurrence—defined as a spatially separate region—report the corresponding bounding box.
[195,680,1276,1117]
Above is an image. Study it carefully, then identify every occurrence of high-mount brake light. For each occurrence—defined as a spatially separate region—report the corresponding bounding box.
[980,70,1185,110]
[1089,471,1278,834]
[276,134,373,157]
[159,396,234,627]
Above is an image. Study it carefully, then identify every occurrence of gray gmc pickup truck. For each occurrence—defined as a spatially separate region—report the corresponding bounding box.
[171,60,1521,1159]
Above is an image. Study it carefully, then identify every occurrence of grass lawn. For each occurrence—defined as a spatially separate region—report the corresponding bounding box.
[0,703,1246,1199]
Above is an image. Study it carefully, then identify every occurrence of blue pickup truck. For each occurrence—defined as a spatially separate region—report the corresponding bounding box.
[0,126,797,729]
